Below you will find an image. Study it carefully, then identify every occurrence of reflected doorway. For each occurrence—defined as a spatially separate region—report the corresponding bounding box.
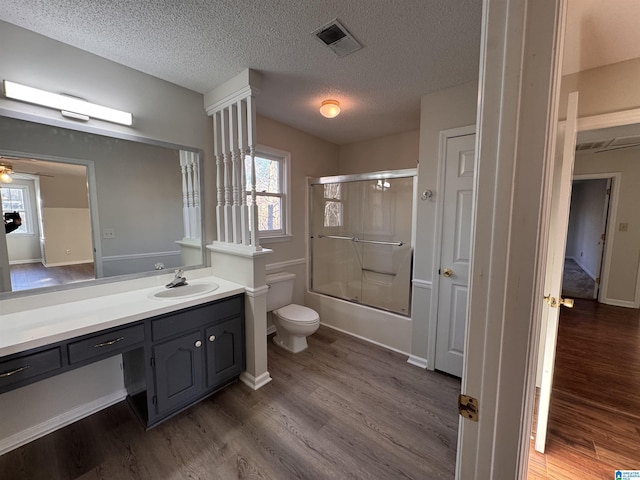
[1,157,95,291]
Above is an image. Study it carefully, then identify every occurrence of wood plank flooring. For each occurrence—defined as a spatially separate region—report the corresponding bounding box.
[527,299,640,479]
[0,327,461,479]
[10,262,95,291]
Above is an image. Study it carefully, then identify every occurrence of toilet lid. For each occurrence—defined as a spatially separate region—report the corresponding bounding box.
[275,304,319,323]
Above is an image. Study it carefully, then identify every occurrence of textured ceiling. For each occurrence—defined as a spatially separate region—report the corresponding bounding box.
[0,0,482,144]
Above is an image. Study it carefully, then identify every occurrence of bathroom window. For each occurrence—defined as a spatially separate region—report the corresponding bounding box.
[1,185,34,235]
[244,147,290,240]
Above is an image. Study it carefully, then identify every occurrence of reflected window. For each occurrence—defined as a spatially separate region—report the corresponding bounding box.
[1,185,33,234]
[323,183,343,227]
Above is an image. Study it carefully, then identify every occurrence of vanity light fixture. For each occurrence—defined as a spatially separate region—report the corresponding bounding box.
[0,164,14,184]
[2,80,133,126]
[320,99,340,118]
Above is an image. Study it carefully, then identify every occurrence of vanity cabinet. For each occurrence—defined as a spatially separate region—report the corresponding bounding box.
[0,347,63,392]
[206,317,244,388]
[152,330,205,414]
[0,292,245,430]
[125,293,245,427]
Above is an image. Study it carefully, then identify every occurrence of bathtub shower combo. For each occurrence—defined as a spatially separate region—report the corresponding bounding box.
[309,170,415,316]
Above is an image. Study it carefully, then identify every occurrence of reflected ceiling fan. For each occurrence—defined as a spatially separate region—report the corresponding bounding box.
[0,156,55,183]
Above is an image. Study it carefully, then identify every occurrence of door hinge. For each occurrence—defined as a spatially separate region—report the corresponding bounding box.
[607,188,611,195]
[458,394,479,422]
[596,276,600,284]
[150,357,155,367]
[601,233,606,241]
[152,395,157,406]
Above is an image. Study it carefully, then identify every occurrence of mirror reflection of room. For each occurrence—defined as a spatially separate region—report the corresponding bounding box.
[1,158,94,291]
[0,116,203,294]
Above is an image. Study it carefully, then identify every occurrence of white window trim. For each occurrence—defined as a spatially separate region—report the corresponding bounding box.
[2,183,35,236]
[248,144,291,242]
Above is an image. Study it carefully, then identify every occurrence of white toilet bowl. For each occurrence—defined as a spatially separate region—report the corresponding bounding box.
[266,272,320,353]
[272,304,320,353]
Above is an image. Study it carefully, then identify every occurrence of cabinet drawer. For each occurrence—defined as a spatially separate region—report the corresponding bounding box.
[0,347,62,390]
[68,324,145,364]
[152,295,243,341]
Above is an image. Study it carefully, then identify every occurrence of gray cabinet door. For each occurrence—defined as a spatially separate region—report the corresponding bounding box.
[205,317,244,388]
[153,330,204,415]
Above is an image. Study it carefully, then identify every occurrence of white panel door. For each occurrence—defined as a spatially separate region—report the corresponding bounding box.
[435,133,476,377]
[535,91,579,453]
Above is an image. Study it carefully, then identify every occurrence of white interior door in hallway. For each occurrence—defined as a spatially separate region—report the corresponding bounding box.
[434,132,476,377]
[535,91,579,453]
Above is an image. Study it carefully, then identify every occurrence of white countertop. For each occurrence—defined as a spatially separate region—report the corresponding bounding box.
[0,275,245,357]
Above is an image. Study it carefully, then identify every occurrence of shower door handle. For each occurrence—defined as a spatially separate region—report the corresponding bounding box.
[442,268,453,277]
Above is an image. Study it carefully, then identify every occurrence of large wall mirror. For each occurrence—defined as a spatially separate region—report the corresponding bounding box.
[0,115,204,296]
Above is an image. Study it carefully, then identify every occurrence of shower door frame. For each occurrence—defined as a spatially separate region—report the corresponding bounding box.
[307,168,418,316]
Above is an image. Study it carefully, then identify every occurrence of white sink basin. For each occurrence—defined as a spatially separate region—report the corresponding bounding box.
[150,282,219,300]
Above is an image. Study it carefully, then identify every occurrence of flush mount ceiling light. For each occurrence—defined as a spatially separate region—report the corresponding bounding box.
[2,80,133,126]
[0,164,14,184]
[320,100,340,118]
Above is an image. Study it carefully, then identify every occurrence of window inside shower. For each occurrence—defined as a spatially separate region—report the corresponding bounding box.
[309,171,415,316]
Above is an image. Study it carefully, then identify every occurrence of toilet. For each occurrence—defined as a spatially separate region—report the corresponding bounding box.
[266,272,320,353]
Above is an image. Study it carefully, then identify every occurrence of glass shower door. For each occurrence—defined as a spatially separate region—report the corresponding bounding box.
[309,172,414,316]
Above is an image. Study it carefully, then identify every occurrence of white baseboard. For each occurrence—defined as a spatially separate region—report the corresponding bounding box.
[602,298,638,309]
[407,355,429,369]
[8,259,42,265]
[320,322,410,357]
[43,259,94,267]
[0,388,127,456]
[239,371,272,391]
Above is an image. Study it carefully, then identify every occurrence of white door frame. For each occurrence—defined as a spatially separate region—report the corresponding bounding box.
[456,0,566,477]
[461,0,640,476]
[0,148,101,278]
[427,125,476,371]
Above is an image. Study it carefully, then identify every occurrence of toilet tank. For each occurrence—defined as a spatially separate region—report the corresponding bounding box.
[266,272,296,311]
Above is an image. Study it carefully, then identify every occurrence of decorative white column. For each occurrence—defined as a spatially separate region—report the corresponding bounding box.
[237,98,250,246]
[179,150,201,241]
[177,150,202,267]
[213,111,225,243]
[204,69,272,390]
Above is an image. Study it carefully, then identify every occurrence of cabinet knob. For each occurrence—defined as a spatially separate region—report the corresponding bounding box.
[209,335,216,342]
[194,340,202,348]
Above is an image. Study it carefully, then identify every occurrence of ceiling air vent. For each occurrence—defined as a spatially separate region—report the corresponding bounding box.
[313,19,362,57]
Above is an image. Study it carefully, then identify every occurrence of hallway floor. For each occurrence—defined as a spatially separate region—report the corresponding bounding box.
[562,258,596,300]
[528,299,640,479]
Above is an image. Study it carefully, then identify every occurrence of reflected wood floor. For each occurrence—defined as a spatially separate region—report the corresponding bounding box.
[528,299,640,479]
[10,262,95,291]
[0,326,461,479]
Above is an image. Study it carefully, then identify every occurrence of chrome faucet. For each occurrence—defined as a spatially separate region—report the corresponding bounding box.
[165,269,188,288]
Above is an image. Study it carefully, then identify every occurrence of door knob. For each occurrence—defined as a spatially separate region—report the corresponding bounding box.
[194,340,202,348]
[442,268,453,277]
[209,335,216,342]
[559,297,574,308]
[544,294,574,308]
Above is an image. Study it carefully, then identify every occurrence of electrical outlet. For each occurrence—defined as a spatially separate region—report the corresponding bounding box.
[103,228,115,239]
[619,222,629,232]
[66,249,71,255]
